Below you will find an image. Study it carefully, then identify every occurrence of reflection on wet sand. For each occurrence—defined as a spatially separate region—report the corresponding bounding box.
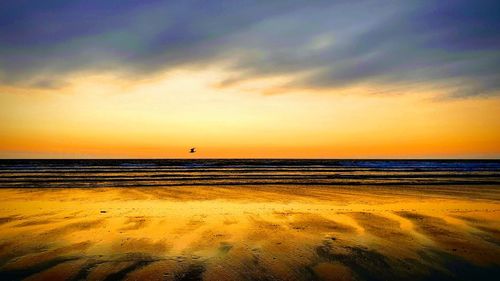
[0,185,499,280]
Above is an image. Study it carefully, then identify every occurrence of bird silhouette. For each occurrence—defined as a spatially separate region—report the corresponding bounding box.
[189,147,196,153]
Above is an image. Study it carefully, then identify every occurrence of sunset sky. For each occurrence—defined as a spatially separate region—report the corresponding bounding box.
[1,0,499,158]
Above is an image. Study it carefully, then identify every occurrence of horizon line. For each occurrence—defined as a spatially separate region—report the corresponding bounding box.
[1,158,499,161]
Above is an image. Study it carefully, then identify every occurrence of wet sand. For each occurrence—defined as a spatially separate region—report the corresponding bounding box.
[0,185,499,281]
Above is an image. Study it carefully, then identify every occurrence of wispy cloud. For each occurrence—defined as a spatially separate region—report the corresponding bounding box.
[0,0,498,97]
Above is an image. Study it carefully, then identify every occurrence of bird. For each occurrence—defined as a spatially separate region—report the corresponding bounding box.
[189,147,196,153]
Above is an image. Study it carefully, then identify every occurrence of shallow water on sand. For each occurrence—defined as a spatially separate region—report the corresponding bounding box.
[0,185,499,281]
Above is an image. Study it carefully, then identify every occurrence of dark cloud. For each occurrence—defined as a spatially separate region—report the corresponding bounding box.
[0,0,498,97]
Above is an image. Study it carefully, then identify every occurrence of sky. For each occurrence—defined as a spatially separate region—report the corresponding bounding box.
[0,0,499,158]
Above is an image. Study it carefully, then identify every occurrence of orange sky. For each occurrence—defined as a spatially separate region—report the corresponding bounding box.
[1,68,499,159]
[1,2,499,159]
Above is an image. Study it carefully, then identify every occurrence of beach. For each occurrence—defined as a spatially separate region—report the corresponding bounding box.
[0,160,499,280]
[0,184,499,280]
[2,0,499,279]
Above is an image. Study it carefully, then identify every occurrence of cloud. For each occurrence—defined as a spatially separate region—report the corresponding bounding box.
[0,0,499,97]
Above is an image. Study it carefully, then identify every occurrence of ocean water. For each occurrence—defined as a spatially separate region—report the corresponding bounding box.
[0,159,499,280]
[0,159,499,188]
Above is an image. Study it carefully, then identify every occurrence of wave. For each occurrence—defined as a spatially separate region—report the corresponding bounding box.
[0,159,499,188]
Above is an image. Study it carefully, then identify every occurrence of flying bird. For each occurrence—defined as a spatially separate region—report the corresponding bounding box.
[189,147,196,153]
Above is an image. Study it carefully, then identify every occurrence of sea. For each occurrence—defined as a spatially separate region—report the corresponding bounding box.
[0,159,499,188]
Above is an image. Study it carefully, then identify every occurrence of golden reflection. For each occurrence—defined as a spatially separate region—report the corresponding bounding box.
[0,186,499,280]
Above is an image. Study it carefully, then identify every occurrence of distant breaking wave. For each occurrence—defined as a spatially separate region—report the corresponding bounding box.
[0,159,499,188]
